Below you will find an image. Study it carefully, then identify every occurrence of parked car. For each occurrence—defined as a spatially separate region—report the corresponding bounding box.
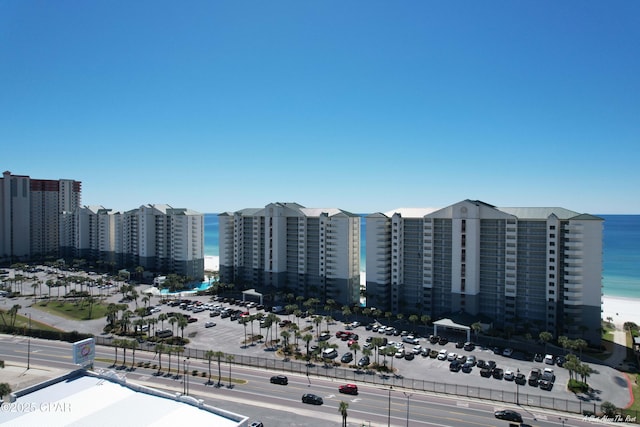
[270,375,288,385]
[302,393,323,405]
[437,349,448,360]
[480,368,492,377]
[528,368,541,386]
[404,352,415,361]
[357,356,370,367]
[502,348,513,357]
[322,348,338,359]
[492,368,504,379]
[341,352,353,363]
[449,361,462,372]
[494,410,523,423]
[338,384,358,395]
[204,321,216,328]
[504,369,515,381]
[534,353,544,362]
[461,361,474,373]
[515,372,527,385]
[544,354,555,365]
[463,342,475,351]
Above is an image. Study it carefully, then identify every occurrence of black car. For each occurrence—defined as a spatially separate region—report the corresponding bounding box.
[302,393,323,405]
[455,341,465,349]
[341,352,353,363]
[494,409,523,423]
[480,367,492,377]
[357,356,370,367]
[270,375,288,385]
[492,368,504,379]
[404,352,415,361]
[438,337,449,345]
[449,361,462,372]
[463,342,476,351]
[461,362,473,373]
[515,373,527,385]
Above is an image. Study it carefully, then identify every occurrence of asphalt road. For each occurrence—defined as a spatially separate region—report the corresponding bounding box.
[1,336,623,427]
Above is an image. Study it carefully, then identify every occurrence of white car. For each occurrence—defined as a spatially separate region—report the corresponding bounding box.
[447,352,458,361]
[204,321,216,328]
[413,345,423,354]
[504,369,515,381]
[437,349,448,360]
[503,348,514,357]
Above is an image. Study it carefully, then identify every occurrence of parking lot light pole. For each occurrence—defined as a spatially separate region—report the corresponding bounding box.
[516,368,520,405]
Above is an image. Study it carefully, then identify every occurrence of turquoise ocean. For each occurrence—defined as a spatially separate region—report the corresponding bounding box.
[204,214,640,299]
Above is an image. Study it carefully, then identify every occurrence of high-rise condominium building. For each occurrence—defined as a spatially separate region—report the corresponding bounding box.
[1,171,81,261]
[219,202,361,307]
[68,204,204,280]
[366,200,603,344]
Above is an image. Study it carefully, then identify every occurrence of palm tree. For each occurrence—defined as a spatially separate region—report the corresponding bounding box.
[158,313,168,330]
[8,304,21,327]
[350,342,361,368]
[241,316,249,348]
[303,333,313,360]
[177,315,188,339]
[155,343,165,375]
[226,354,235,387]
[129,339,138,370]
[338,401,349,427]
[205,350,214,385]
[539,331,553,353]
[112,339,120,366]
[169,317,177,336]
[214,351,225,386]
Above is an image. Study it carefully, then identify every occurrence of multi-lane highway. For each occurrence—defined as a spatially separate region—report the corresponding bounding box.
[0,335,617,426]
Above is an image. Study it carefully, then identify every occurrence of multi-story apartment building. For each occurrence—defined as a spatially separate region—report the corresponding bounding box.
[366,200,603,345]
[219,202,360,307]
[2,171,203,280]
[1,171,81,261]
[71,204,205,280]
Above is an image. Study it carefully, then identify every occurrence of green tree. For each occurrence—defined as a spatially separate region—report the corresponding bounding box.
[205,350,214,385]
[214,351,225,387]
[0,382,12,401]
[601,401,617,417]
[226,354,235,387]
[539,331,553,353]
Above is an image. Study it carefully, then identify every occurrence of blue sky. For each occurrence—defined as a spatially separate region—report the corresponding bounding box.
[2,1,639,214]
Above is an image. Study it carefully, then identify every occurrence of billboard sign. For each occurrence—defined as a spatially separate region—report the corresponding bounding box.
[72,338,95,366]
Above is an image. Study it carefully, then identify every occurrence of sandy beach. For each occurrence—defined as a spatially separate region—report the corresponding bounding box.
[204,255,219,272]
[601,295,640,327]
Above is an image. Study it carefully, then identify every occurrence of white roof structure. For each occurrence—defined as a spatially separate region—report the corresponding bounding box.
[1,369,247,427]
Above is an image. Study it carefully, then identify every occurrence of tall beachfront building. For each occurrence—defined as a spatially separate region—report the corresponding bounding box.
[366,200,603,345]
[219,202,361,307]
[1,171,81,261]
[69,204,205,280]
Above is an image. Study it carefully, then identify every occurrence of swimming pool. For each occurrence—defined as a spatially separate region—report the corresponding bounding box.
[160,281,213,295]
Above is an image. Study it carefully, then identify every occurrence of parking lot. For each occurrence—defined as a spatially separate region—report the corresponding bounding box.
[1,265,632,409]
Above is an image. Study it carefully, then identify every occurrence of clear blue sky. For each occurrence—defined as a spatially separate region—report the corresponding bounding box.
[2,1,638,214]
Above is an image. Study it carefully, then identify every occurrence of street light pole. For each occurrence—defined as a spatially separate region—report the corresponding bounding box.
[186,358,190,395]
[387,386,393,427]
[403,392,413,427]
[26,313,31,370]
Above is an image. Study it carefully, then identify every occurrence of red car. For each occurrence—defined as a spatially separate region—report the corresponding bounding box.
[339,384,358,395]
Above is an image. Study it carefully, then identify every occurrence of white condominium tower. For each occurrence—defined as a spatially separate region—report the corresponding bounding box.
[366,200,603,345]
[1,171,81,261]
[71,204,204,280]
[219,202,361,307]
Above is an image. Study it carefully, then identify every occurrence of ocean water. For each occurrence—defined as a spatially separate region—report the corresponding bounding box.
[204,214,640,299]
[601,215,640,299]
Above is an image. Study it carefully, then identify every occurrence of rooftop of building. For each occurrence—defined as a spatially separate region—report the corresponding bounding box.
[1,368,247,427]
